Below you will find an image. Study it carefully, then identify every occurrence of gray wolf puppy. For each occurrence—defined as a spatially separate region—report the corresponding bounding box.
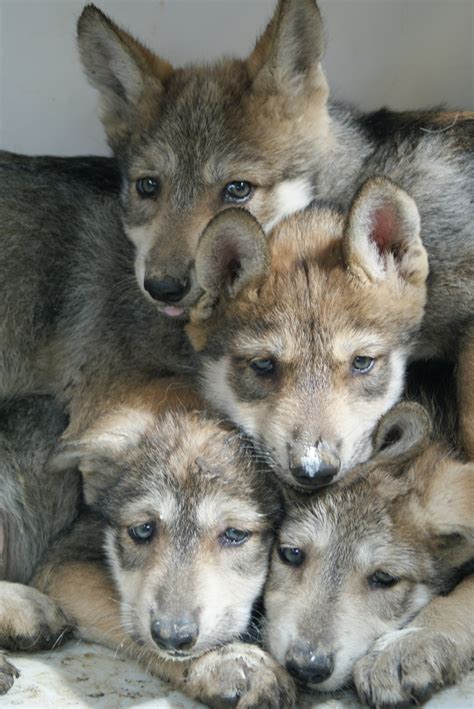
[0,396,80,583]
[186,179,431,490]
[264,402,474,706]
[73,1,473,332]
[0,379,295,707]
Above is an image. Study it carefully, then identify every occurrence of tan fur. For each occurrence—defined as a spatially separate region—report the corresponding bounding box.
[354,576,474,707]
[187,184,428,488]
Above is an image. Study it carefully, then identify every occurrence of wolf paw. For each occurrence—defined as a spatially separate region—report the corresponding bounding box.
[0,583,72,652]
[185,642,296,708]
[353,628,470,707]
[0,652,20,695]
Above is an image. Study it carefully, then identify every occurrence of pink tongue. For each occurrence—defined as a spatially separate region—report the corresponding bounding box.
[162,305,184,318]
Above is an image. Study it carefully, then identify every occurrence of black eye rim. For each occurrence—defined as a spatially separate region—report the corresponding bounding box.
[250,358,276,376]
[136,176,160,198]
[219,527,251,547]
[128,521,156,544]
[352,355,375,374]
[278,546,306,567]
[223,180,253,204]
[368,570,400,589]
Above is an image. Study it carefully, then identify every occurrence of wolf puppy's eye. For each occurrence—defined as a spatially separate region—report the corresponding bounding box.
[220,528,250,546]
[250,358,275,376]
[368,570,400,589]
[128,521,156,543]
[278,546,305,567]
[136,177,160,198]
[223,181,253,203]
[352,355,375,374]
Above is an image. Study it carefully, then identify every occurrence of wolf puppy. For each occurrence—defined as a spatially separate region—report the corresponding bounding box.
[264,403,474,706]
[0,381,295,707]
[73,1,472,326]
[185,178,430,489]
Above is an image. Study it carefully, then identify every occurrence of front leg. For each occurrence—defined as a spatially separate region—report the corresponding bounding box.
[35,560,295,707]
[354,576,474,707]
[0,581,71,695]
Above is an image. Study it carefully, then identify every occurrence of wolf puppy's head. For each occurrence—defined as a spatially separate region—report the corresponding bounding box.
[187,176,428,490]
[264,402,474,692]
[50,408,281,660]
[77,1,328,315]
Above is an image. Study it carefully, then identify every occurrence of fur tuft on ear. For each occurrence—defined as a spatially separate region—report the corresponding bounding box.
[77,5,172,151]
[247,0,326,96]
[344,176,428,287]
[47,408,155,504]
[191,208,270,321]
[372,401,432,462]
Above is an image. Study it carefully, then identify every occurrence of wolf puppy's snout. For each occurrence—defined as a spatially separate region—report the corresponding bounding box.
[289,443,340,488]
[150,616,198,652]
[285,643,334,685]
[144,276,190,304]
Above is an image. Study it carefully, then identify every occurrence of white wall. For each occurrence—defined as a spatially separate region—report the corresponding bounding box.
[0,0,472,156]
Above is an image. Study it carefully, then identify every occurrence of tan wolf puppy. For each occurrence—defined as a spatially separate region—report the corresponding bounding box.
[264,402,474,706]
[186,177,433,490]
[0,380,295,707]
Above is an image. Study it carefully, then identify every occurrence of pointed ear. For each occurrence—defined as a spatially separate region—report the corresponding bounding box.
[47,408,155,505]
[191,208,270,321]
[343,177,428,287]
[77,5,173,152]
[425,460,474,539]
[372,402,432,463]
[247,0,327,96]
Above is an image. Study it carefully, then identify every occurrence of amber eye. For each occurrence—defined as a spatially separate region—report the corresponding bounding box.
[223,181,253,203]
[278,546,305,567]
[250,358,275,376]
[219,528,250,546]
[128,521,156,543]
[352,356,375,374]
[136,177,160,198]
[368,570,400,589]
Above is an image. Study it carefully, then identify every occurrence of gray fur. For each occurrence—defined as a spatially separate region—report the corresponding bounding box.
[0,152,195,422]
[0,396,80,584]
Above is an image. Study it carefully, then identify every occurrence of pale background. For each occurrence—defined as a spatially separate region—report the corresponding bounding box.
[0,0,473,157]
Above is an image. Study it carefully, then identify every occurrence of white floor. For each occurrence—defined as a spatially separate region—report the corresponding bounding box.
[4,641,474,708]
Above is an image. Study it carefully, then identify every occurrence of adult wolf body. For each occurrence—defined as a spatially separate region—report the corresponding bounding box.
[0,152,194,431]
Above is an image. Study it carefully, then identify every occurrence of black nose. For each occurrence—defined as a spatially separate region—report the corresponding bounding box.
[150,617,198,652]
[144,276,190,303]
[286,651,334,685]
[290,457,340,489]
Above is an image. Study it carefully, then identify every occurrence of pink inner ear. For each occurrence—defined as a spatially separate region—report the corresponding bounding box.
[370,204,397,254]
